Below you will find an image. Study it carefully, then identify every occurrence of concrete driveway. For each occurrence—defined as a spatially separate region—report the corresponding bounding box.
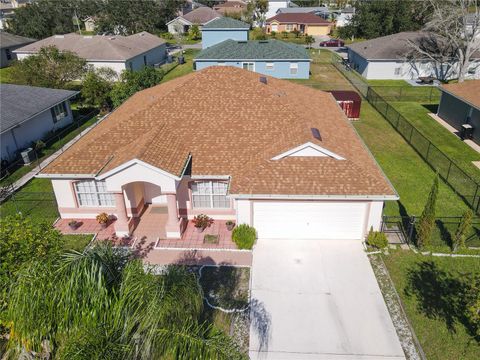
[249,239,405,360]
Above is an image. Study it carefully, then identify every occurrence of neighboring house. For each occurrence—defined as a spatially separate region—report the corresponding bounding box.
[0,0,14,30]
[213,1,247,16]
[275,6,329,16]
[178,0,205,16]
[0,84,77,161]
[201,17,249,49]
[266,1,292,19]
[266,13,332,36]
[0,31,35,67]
[167,7,220,34]
[194,39,310,79]
[13,32,167,74]
[347,32,480,80]
[82,16,96,32]
[437,80,480,145]
[336,7,355,27]
[38,66,397,240]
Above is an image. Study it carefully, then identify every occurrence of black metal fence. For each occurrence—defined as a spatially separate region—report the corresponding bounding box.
[0,190,59,222]
[382,215,480,246]
[331,56,480,213]
[369,86,441,103]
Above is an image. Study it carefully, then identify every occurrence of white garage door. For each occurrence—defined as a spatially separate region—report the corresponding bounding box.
[253,201,367,240]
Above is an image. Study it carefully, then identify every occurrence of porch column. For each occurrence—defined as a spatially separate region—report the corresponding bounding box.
[114,192,130,237]
[165,193,181,239]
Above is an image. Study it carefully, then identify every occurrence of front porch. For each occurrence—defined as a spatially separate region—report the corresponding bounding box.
[54,205,252,266]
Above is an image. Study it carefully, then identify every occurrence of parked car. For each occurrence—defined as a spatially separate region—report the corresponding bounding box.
[319,39,345,47]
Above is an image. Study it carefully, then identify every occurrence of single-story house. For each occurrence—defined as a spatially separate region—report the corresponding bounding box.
[347,32,480,81]
[0,31,35,67]
[266,1,292,19]
[167,7,220,34]
[266,12,332,36]
[201,17,249,49]
[437,80,480,145]
[276,6,329,16]
[38,66,397,240]
[194,39,310,79]
[213,1,247,16]
[335,7,355,27]
[0,84,78,161]
[13,32,167,74]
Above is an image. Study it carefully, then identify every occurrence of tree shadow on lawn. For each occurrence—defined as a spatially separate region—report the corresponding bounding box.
[405,260,479,342]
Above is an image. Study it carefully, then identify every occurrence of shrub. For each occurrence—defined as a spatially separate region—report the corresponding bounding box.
[232,224,256,249]
[160,32,174,40]
[250,27,267,40]
[96,212,109,224]
[192,214,214,229]
[366,227,388,249]
[281,31,288,39]
[453,209,473,251]
[416,175,439,248]
[270,30,276,37]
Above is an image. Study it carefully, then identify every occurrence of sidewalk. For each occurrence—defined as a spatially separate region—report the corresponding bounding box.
[1,113,109,196]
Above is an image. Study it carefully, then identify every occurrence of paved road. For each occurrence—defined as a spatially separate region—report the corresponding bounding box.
[249,239,405,360]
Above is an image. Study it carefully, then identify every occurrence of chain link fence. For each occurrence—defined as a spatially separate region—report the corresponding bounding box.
[331,54,480,213]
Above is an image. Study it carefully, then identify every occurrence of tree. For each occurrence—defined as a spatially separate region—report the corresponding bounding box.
[4,243,245,359]
[10,46,87,89]
[305,35,315,48]
[110,66,164,108]
[338,0,428,40]
[188,24,201,40]
[409,0,480,82]
[416,175,439,248]
[0,215,64,309]
[453,209,473,251]
[246,0,269,27]
[81,67,117,111]
[250,27,267,40]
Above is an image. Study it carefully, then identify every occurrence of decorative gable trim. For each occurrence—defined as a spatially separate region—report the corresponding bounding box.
[271,142,345,160]
[96,159,182,181]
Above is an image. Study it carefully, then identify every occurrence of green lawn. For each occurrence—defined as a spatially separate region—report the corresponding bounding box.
[161,49,200,83]
[0,178,58,222]
[389,102,480,183]
[383,251,480,360]
[353,102,470,218]
[0,67,14,83]
[367,79,411,86]
[63,234,93,251]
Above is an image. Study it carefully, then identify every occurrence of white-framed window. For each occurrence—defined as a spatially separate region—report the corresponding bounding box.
[394,67,401,75]
[51,102,67,123]
[191,181,229,209]
[266,62,274,71]
[242,62,255,71]
[74,180,116,207]
[286,24,293,31]
[290,63,298,75]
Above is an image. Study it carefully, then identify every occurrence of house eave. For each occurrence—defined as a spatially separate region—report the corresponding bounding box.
[229,193,400,201]
[194,58,311,62]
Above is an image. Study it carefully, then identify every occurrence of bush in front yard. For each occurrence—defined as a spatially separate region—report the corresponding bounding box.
[232,224,256,250]
[366,227,388,249]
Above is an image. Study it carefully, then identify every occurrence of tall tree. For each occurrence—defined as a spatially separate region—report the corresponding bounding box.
[453,209,473,251]
[409,0,480,82]
[4,243,245,359]
[246,0,269,27]
[416,175,439,248]
[338,0,429,40]
[10,46,87,89]
[81,67,118,111]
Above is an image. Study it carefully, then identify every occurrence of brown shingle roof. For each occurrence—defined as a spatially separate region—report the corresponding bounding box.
[13,32,165,61]
[441,80,480,109]
[266,12,331,25]
[182,7,220,24]
[41,67,396,197]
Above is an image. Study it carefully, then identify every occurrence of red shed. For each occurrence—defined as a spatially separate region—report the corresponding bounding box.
[327,90,362,120]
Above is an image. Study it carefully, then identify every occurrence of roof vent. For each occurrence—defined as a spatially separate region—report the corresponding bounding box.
[259,40,269,43]
[311,127,322,141]
[238,41,247,44]
[259,76,267,84]
[54,35,64,39]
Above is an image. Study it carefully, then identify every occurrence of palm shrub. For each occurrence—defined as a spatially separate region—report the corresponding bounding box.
[4,243,245,360]
[232,224,256,250]
[416,175,439,248]
[453,209,473,251]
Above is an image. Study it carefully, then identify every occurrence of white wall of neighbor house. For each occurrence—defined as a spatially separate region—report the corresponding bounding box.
[1,102,73,161]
